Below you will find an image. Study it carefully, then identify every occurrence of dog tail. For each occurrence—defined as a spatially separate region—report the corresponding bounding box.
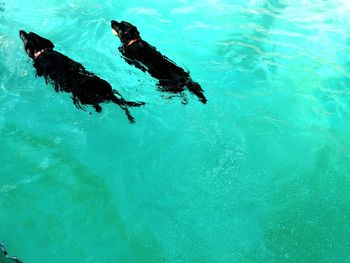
[186,79,207,104]
[111,96,136,123]
[111,93,145,123]
[123,100,145,107]
[112,90,145,107]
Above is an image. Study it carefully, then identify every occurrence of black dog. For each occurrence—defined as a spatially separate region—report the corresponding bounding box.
[111,21,207,104]
[19,30,144,123]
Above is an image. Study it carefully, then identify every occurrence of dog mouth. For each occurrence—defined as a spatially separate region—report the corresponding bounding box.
[111,20,120,36]
[112,28,119,36]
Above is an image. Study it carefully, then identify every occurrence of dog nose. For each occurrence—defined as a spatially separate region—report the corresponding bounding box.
[111,20,119,26]
[19,30,27,39]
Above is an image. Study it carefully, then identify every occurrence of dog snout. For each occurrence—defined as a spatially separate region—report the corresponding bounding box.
[111,20,119,27]
[19,30,27,40]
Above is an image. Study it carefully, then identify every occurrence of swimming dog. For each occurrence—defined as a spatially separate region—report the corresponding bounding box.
[111,21,207,104]
[19,30,144,123]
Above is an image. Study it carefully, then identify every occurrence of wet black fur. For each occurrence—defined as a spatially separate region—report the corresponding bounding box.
[111,20,207,104]
[19,30,144,123]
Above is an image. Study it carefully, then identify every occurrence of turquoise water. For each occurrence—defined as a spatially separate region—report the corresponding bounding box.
[1,0,350,262]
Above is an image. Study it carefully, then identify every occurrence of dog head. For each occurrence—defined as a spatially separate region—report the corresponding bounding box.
[19,30,54,59]
[111,20,140,45]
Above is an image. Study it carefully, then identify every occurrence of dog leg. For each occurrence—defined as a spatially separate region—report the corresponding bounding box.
[93,104,102,113]
[180,92,188,105]
[71,95,86,111]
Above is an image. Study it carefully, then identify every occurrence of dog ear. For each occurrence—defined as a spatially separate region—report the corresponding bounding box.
[130,24,140,37]
[39,36,55,49]
[30,32,55,49]
[122,25,140,42]
[42,38,54,49]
